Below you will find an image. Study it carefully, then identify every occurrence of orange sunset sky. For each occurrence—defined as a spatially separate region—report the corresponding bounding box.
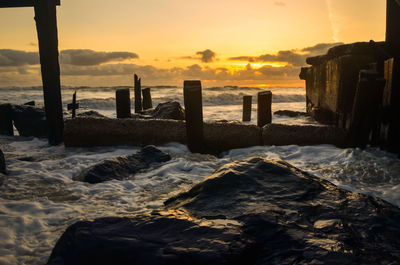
[0,0,386,87]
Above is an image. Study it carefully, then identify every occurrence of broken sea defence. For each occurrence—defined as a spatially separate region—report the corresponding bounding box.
[63,117,348,151]
[47,157,400,265]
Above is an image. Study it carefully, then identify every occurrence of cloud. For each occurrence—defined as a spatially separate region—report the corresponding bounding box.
[60,49,139,65]
[0,49,39,66]
[274,1,286,7]
[325,0,339,42]
[0,49,139,67]
[181,49,217,63]
[0,43,343,86]
[228,42,342,66]
[196,49,216,63]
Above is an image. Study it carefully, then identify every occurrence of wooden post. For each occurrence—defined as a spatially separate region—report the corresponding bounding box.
[349,70,386,148]
[142,87,153,110]
[381,58,400,152]
[183,80,204,153]
[67,91,79,118]
[386,0,400,57]
[134,74,142,113]
[242,95,252,122]
[257,91,272,127]
[116,88,131,118]
[34,0,64,145]
[0,104,14,136]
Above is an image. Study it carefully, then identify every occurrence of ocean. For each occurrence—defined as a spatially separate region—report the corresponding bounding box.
[1,86,400,264]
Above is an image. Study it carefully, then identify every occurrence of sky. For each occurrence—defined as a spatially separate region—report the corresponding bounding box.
[0,0,386,87]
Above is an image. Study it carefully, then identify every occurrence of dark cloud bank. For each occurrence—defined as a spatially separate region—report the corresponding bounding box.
[0,49,138,67]
[0,43,340,85]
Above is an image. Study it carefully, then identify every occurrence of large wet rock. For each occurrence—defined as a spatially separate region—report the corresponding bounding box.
[48,157,400,265]
[12,104,48,138]
[0,148,5,174]
[147,101,185,120]
[73,145,171,184]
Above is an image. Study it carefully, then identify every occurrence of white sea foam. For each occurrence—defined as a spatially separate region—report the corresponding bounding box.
[0,85,399,264]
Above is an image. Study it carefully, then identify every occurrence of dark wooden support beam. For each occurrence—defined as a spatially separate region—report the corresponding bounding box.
[386,0,400,57]
[34,0,64,145]
[0,0,60,8]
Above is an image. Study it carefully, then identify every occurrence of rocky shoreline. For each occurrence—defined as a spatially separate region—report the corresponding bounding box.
[47,154,400,265]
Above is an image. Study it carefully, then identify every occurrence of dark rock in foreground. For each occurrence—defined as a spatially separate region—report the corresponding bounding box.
[0,148,5,174]
[274,110,307,117]
[48,157,400,265]
[73,145,171,184]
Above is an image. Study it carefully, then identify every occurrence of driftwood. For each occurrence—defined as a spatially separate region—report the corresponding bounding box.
[64,118,348,151]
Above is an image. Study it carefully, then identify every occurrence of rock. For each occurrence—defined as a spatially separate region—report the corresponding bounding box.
[12,105,48,138]
[73,145,171,184]
[48,158,400,265]
[47,213,247,265]
[262,123,348,147]
[274,110,307,117]
[150,101,185,120]
[0,103,14,136]
[64,109,107,122]
[0,148,5,174]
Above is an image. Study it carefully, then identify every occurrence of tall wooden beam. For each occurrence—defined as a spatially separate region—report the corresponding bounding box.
[386,0,400,57]
[0,0,60,8]
[34,0,64,145]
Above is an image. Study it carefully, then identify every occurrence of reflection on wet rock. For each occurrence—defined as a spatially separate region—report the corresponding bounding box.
[49,157,400,264]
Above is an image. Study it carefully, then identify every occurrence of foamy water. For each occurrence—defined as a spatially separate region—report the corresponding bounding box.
[0,86,399,264]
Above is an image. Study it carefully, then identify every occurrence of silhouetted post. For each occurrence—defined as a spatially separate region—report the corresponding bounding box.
[242,95,252,122]
[0,104,14,136]
[257,91,272,127]
[142,87,153,110]
[349,70,386,148]
[184,80,204,153]
[116,88,131,118]
[34,0,64,145]
[67,91,79,118]
[134,74,142,113]
[381,58,400,152]
[386,0,400,57]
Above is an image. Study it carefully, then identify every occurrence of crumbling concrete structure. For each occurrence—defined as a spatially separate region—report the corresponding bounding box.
[300,0,400,153]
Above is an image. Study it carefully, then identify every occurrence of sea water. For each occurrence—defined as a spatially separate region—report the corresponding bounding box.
[0,86,399,265]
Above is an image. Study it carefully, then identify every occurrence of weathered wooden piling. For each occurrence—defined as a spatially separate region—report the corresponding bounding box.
[386,0,400,57]
[142,87,153,110]
[116,88,131,118]
[242,95,252,122]
[0,104,14,136]
[381,58,400,152]
[134,74,142,113]
[67,91,79,118]
[183,80,204,153]
[257,91,272,127]
[34,0,64,145]
[349,70,386,148]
